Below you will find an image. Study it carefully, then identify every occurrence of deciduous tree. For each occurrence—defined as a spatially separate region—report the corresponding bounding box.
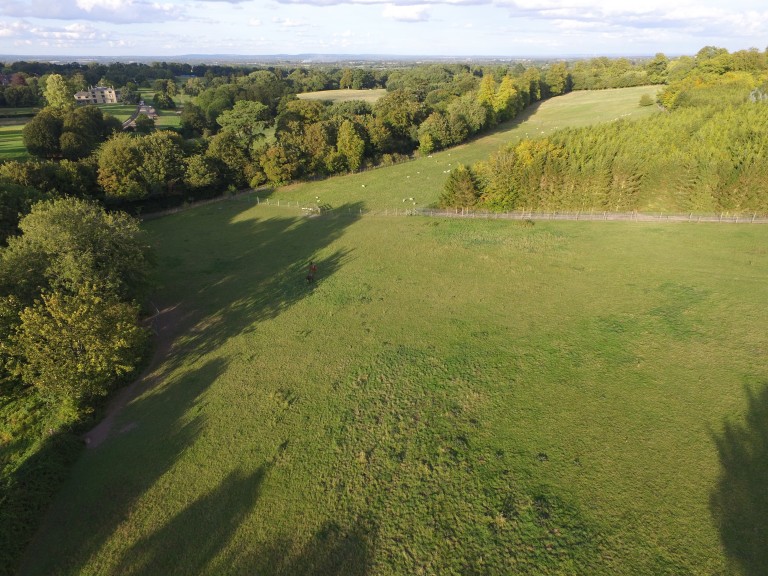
[9,282,146,416]
[43,74,72,110]
[23,108,63,159]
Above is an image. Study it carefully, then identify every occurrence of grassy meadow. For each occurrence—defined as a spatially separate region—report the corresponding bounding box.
[277,86,662,211]
[298,88,387,103]
[0,123,27,160]
[17,86,768,575]
[19,198,768,575]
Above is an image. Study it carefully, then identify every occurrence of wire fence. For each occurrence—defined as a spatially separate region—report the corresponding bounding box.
[253,196,768,224]
[142,192,768,224]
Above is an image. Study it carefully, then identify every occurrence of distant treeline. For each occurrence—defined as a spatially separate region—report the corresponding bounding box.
[441,49,768,214]
[1,55,650,219]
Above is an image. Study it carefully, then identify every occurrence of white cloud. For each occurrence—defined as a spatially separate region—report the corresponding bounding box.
[382,3,430,21]
[0,0,183,23]
[248,18,261,25]
[272,16,307,27]
[76,0,127,11]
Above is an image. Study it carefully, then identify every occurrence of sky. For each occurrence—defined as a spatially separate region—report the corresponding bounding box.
[0,0,766,59]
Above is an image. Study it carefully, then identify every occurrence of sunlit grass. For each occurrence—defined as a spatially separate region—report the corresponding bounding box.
[273,86,662,211]
[0,123,27,160]
[20,199,768,575]
[298,88,387,103]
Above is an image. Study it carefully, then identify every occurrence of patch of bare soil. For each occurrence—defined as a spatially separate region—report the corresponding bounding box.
[83,303,186,449]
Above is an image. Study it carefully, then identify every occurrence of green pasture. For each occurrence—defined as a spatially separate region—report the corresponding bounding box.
[0,123,27,160]
[0,107,37,118]
[100,103,138,121]
[277,86,662,211]
[20,195,768,574]
[154,108,182,129]
[298,88,387,103]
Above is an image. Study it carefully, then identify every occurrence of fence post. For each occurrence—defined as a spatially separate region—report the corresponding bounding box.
[256,196,260,205]
[753,213,756,223]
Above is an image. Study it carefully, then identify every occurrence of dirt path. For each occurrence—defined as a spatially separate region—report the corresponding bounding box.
[83,302,185,449]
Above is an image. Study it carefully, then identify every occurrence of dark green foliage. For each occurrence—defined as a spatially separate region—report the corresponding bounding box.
[152,91,176,110]
[22,108,63,158]
[0,195,153,576]
[440,164,481,208]
[133,113,155,134]
[0,197,153,305]
[0,181,45,244]
[23,105,120,160]
[120,81,140,105]
[179,102,209,137]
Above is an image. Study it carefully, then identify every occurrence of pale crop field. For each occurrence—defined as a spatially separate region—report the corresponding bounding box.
[297,88,387,104]
[20,86,767,576]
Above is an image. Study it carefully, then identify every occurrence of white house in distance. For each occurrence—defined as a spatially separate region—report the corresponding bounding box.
[74,86,121,105]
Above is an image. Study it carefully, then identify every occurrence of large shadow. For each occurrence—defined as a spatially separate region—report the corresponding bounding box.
[112,465,269,575]
[710,383,768,576]
[19,201,365,574]
[151,200,364,377]
[18,358,226,575]
[229,515,377,576]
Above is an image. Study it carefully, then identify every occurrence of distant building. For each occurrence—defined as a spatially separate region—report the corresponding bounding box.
[74,86,121,105]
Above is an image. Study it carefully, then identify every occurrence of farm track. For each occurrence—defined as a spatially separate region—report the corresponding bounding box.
[83,302,190,448]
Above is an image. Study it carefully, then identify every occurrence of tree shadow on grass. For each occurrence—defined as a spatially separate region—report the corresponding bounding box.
[231,515,377,576]
[18,358,226,575]
[710,383,768,576]
[113,465,269,576]
[149,201,364,379]
[19,202,366,574]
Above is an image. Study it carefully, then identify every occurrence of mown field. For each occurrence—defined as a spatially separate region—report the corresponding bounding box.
[298,88,387,103]
[19,86,767,575]
[0,123,27,160]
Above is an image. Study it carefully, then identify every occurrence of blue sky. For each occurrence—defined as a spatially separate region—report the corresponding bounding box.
[0,0,766,58]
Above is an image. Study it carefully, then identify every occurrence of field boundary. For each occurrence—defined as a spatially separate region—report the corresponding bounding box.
[139,190,768,224]
[253,196,768,224]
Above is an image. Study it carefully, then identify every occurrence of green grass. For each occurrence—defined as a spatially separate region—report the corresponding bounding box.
[0,123,27,160]
[17,87,765,575]
[100,103,139,121]
[275,86,662,211]
[154,108,182,129]
[298,88,387,103]
[0,107,37,118]
[18,196,768,574]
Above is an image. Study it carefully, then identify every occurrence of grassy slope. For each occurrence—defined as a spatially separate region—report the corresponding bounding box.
[276,86,661,211]
[20,87,768,575]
